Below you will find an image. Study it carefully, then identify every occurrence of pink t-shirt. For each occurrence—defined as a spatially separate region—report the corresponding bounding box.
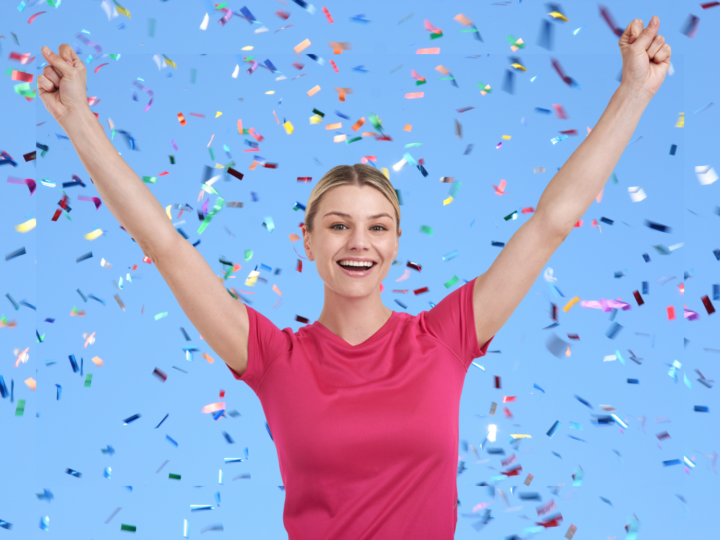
[227,277,494,539]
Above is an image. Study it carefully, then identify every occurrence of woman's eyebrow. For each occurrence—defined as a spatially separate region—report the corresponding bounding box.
[323,211,392,219]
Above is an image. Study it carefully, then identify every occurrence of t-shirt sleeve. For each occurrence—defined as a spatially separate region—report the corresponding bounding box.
[225,304,292,394]
[417,277,494,370]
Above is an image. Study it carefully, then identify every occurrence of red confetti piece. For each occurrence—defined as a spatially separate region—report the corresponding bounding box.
[322,7,334,23]
[667,306,676,320]
[93,63,109,74]
[28,11,46,24]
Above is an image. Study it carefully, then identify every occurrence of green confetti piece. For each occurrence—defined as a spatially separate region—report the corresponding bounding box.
[404,143,423,148]
[651,244,671,255]
[444,275,459,288]
[504,211,518,221]
[154,312,168,321]
[449,180,462,198]
[169,473,181,480]
[611,172,618,184]
[169,155,175,164]
[459,28,478,33]
[190,68,197,84]
[312,108,325,117]
[197,183,225,235]
[346,136,362,144]
[109,53,121,60]
[142,176,157,184]
[84,374,93,387]
[263,216,275,232]
[430,32,443,40]
[415,79,427,86]
[244,250,253,261]
[148,18,156,37]
[395,189,403,206]
[420,225,433,235]
[120,524,137,532]
[209,147,215,161]
[15,399,26,416]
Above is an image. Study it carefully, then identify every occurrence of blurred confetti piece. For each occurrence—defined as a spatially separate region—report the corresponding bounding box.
[25,378,37,391]
[628,186,647,202]
[307,85,321,97]
[294,39,311,54]
[14,218,36,232]
[84,228,105,240]
[696,165,718,185]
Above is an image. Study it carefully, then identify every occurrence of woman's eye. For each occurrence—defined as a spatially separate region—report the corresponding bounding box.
[330,224,386,231]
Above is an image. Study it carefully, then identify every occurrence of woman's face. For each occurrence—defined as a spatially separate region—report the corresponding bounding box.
[303,184,401,299]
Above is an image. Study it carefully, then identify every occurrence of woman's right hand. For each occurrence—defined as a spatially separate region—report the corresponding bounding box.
[38,44,89,123]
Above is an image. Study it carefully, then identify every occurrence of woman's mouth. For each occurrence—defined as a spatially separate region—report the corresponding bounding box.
[336,261,377,277]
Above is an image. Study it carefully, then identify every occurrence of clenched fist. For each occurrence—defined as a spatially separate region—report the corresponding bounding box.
[37,44,89,123]
[618,16,672,101]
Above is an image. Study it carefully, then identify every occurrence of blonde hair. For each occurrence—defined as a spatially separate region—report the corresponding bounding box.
[304,163,401,234]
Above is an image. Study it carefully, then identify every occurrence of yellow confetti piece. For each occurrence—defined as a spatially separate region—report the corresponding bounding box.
[548,11,569,22]
[14,218,36,233]
[283,121,294,134]
[510,63,527,71]
[265,90,275,94]
[241,46,253,51]
[273,284,282,296]
[563,296,581,312]
[84,228,104,240]
[333,134,347,142]
[510,434,532,439]
[501,135,511,140]
[454,13,473,26]
[675,112,684,128]
[326,122,342,130]
[294,38,311,54]
[381,167,390,180]
[114,0,131,19]
[245,269,260,286]
[443,196,454,205]
[91,356,104,366]
[310,114,323,124]
[162,54,177,69]
[307,85,321,97]
[215,111,222,118]
[25,378,37,391]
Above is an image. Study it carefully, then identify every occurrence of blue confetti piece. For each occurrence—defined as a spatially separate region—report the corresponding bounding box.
[166,435,178,447]
[694,405,709,412]
[546,420,560,438]
[533,383,545,393]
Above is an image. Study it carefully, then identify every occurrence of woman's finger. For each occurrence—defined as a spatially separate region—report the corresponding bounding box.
[42,65,61,87]
[646,34,665,61]
[41,46,72,78]
[37,74,55,92]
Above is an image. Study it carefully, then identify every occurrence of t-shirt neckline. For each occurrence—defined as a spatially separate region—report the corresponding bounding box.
[314,310,398,348]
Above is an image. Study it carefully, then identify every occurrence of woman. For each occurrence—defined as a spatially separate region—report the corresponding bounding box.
[38,16,670,539]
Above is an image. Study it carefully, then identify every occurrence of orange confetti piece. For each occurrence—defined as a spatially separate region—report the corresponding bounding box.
[405,92,424,99]
[25,378,37,391]
[91,356,104,366]
[417,47,440,54]
[273,284,282,296]
[351,117,365,131]
[294,39,311,54]
[177,113,187,126]
[435,65,451,75]
[326,122,342,130]
[273,110,280,124]
[454,13,473,26]
[289,233,301,242]
[404,124,412,131]
[237,119,243,134]
[307,85,321,97]
[249,160,259,170]
[202,352,215,364]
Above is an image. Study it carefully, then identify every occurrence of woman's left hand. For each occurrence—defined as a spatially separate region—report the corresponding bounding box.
[618,16,672,101]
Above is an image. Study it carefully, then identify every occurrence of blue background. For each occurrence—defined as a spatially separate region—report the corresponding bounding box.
[1,0,717,538]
